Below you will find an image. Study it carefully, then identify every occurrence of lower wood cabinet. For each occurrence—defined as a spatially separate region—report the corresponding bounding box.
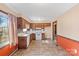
[42,33,45,40]
[30,33,36,43]
[30,33,36,40]
[18,37,27,49]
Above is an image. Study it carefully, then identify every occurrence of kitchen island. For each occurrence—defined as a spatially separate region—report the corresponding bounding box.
[18,33,30,49]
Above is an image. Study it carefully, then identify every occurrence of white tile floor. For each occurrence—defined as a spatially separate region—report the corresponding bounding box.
[12,40,68,56]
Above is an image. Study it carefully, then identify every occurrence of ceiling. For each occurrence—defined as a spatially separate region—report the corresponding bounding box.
[6,3,77,23]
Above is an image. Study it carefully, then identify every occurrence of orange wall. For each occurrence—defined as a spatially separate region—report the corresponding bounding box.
[57,35,79,56]
[0,44,18,56]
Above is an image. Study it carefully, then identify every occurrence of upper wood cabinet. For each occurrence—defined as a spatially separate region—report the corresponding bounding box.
[17,17,23,29]
[17,17,30,29]
[30,23,51,29]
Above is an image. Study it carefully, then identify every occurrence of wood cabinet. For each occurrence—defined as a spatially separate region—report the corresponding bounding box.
[17,17,23,29]
[17,17,30,49]
[30,33,36,42]
[17,17,30,29]
[42,33,45,40]
[30,33,45,41]
[30,23,51,29]
[18,37,27,49]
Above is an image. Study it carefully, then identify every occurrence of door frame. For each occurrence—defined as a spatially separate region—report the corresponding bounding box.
[52,21,57,40]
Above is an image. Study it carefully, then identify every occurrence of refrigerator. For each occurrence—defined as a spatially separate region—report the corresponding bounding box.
[35,29,42,40]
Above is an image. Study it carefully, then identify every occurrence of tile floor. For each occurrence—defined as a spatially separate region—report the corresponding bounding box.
[12,39,68,56]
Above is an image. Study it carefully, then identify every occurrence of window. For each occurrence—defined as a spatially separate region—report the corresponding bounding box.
[0,11,9,48]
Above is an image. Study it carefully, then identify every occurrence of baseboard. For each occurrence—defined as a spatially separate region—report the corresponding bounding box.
[9,48,18,56]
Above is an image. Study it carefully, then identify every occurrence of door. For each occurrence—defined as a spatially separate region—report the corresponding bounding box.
[53,21,57,40]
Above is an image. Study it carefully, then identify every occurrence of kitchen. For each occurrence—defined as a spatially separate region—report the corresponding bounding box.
[0,3,75,56]
[0,10,51,55]
[17,17,51,49]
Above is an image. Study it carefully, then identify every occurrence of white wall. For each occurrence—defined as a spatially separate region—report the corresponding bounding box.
[0,3,18,16]
[57,4,79,41]
[0,3,32,23]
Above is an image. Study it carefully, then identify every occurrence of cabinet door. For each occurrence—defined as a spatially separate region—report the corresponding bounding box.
[17,17,23,29]
[31,33,36,40]
[22,19,25,28]
[42,33,45,40]
[18,37,27,49]
[32,24,35,29]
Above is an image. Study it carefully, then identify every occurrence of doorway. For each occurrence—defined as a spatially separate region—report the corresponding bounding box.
[53,21,57,40]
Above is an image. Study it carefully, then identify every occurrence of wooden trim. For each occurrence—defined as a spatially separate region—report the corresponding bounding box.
[9,48,18,56]
[57,35,79,43]
[17,17,30,24]
[52,20,57,40]
[0,10,8,15]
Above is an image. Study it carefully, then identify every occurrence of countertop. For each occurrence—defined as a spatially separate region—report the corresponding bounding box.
[18,30,45,37]
[18,33,30,37]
